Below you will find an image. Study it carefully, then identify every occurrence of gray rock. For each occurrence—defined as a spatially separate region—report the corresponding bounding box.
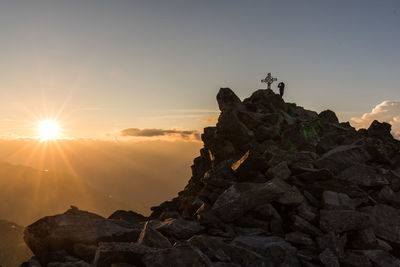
[137,221,172,248]
[320,209,370,233]
[337,164,389,187]
[188,234,266,266]
[93,242,155,267]
[142,241,213,267]
[362,204,400,243]
[233,235,300,267]
[340,251,372,267]
[296,168,334,182]
[296,201,318,222]
[272,178,305,205]
[319,110,339,124]
[19,258,42,267]
[350,228,378,250]
[265,161,291,180]
[154,218,204,240]
[319,248,340,267]
[211,182,284,222]
[291,215,323,236]
[217,88,243,112]
[231,150,267,180]
[285,232,314,246]
[314,145,371,174]
[358,250,400,267]
[24,208,140,262]
[322,191,362,210]
[378,186,400,208]
[316,232,346,259]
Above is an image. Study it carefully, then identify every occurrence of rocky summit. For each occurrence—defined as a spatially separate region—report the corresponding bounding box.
[20,88,400,267]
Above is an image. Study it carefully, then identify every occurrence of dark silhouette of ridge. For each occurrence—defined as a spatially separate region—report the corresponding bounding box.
[20,88,400,266]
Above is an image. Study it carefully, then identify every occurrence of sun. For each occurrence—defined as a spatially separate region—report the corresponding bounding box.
[38,120,60,141]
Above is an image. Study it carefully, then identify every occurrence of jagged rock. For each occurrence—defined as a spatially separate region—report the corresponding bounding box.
[314,145,371,173]
[377,186,400,208]
[24,208,140,263]
[340,251,372,267]
[296,201,318,222]
[93,242,155,267]
[137,221,172,248]
[362,204,400,243]
[252,204,283,234]
[316,232,346,259]
[231,150,267,180]
[291,215,323,236]
[153,218,204,240]
[108,210,148,225]
[233,235,300,266]
[319,110,339,124]
[320,209,370,233]
[296,168,334,182]
[188,234,266,266]
[265,161,291,180]
[217,88,243,112]
[322,191,362,210]
[141,242,213,267]
[271,178,304,205]
[337,164,389,187]
[72,243,98,261]
[367,120,393,139]
[349,228,379,250]
[211,182,284,222]
[285,232,314,246]
[319,248,340,267]
[358,250,400,267]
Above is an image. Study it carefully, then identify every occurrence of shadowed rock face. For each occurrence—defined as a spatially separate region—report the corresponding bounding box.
[21,88,400,266]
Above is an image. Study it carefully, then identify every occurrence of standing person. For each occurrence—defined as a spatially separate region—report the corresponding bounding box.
[277,82,285,97]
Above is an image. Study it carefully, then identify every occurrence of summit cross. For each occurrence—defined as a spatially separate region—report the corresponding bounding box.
[261,73,277,89]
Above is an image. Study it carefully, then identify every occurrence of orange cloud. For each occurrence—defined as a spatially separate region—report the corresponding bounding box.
[202,117,218,123]
[120,128,201,141]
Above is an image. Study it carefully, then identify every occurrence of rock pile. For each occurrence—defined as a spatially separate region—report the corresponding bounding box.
[21,88,400,266]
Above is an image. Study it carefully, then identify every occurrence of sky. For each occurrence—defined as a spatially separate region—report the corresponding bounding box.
[0,0,399,139]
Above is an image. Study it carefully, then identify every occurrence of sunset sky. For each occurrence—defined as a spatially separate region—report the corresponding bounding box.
[0,0,399,139]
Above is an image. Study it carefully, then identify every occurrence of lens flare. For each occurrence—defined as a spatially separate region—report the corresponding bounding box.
[38,120,60,141]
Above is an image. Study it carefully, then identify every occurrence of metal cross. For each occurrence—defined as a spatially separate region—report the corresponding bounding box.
[261,73,277,89]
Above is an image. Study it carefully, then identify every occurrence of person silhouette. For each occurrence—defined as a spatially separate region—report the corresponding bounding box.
[277,82,285,97]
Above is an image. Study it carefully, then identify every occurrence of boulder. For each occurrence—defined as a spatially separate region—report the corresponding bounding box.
[211,182,284,222]
[217,88,243,112]
[319,248,340,267]
[153,218,204,240]
[319,209,370,233]
[319,110,339,124]
[314,145,371,173]
[93,242,155,267]
[362,204,400,243]
[322,191,362,210]
[358,250,400,267]
[137,221,171,249]
[291,215,323,237]
[141,242,212,267]
[233,235,300,267]
[367,120,393,139]
[340,251,372,267]
[265,161,291,180]
[337,164,389,187]
[231,150,267,180]
[24,208,139,263]
[285,232,314,246]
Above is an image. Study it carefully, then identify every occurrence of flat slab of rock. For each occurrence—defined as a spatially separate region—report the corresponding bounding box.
[24,208,140,261]
[233,235,300,267]
[358,250,400,267]
[362,204,400,244]
[314,145,371,173]
[322,191,362,210]
[142,242,212,267]
[153,218,204,240]
[137,221,171,248]
[212,182,284,222]
[337,164,389,187]
[320,209,370,233]
[94,242,156,267]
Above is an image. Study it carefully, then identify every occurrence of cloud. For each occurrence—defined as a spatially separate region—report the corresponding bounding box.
[121,128,201,141]
[202,117,218,123]
[351,101,400,139]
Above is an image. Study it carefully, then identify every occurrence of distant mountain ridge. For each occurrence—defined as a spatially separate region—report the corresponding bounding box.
[20,88,400,266]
